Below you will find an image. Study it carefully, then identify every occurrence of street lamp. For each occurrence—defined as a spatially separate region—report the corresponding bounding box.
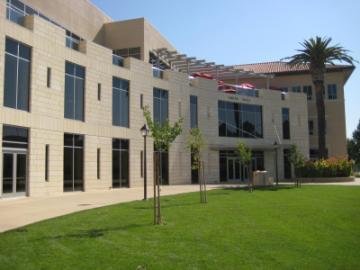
[140,124,149,200]
[273,141,279,186]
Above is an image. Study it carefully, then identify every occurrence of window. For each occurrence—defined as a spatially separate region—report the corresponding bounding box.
[190,95,198,128]
[303,85,312,100]
[178,101,182,118]
[2,125,28,149]
[47,67,51,88]
[282,108,290,139]
[112,77,130,128]
[113,47,141,60]
[140,151,144,178]
[140,94,144,109]
[291,86,301,93]
[218,101,263,138]
[45,144,49,181]
[64,61,85,121]
[112,139,129,188]
[308,120,314,135]
[97,83,101,101]
[327,84,337,100]
[63,134,84,192]
[112,53,124,67]
[66,31,81,51]
[97,148,100,179]
[153,88,169,126]
[4,38,31,111]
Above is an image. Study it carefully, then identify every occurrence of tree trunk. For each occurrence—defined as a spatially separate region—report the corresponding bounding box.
[313,80,327,159]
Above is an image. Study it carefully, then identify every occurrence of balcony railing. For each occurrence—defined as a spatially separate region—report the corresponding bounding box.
[152,66,164,79]
[218,84,259,98]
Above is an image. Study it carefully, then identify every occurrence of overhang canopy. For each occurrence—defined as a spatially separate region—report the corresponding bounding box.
[152,48,272,80]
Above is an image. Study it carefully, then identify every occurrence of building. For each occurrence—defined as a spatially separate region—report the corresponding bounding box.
[226,61,354,160]
[1,0,312,198]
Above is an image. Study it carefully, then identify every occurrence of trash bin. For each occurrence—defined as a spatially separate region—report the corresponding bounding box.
[253,171,268,186]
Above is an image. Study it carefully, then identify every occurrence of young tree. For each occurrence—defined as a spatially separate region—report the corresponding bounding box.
[187,128,206,203]
[285,37,356,159]
[348,119,360,168]
[236,141,252,191]
[288,145,306,187]
[143,106,183,224]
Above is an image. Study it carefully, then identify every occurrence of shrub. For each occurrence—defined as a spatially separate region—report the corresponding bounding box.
[297,158,353,178]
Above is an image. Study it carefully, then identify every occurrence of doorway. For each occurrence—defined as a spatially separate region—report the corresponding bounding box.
[227,157,248,182]
[2,151,27,197]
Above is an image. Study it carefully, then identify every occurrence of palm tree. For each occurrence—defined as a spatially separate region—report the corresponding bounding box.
[285,36,355,159]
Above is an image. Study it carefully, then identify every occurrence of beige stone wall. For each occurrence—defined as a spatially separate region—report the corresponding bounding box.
[99,18,145,59]
[22,0,111,41]
[0,12,309,197]
[226,71,348,158]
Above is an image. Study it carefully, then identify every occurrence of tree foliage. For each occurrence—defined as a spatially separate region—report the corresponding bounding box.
[348,119,360,165]
[143,106,183,151]
[236,141,252,165]
[285,36,356,72]
[187,128,204,170]
[285,36,356,159]
[289,145,305,169]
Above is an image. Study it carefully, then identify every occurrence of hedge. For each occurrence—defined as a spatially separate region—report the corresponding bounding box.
[297,158,353,178]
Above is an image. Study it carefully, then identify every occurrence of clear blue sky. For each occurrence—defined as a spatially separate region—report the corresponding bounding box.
[92,0,360,138]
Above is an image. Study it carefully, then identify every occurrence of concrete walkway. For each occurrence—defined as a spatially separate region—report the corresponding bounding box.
[0,185,224,233]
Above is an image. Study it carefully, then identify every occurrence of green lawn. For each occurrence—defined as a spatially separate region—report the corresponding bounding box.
[0,186,359,270]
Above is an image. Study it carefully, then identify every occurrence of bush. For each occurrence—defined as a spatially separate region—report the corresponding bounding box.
[297,158,353,178]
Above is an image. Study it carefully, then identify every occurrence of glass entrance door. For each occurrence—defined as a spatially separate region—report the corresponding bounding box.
[227,158,249,182]
[2,152,27,196]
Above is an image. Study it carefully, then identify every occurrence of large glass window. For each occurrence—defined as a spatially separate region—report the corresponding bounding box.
[218,101,263,138]
[112,77,129,127]
[64,61,85,121]
[327,84,337,100]
[282,108,290,140]
[4,38,31,111]
[153,88,169,126]
[63,134,84,192]
[190,95,198,128]
[112,139,129,188]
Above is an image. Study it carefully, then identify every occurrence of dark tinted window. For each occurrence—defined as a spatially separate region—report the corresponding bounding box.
[63,134,84,192]
[64,61,85,121]
[218,100,263,138]
[153,88,169,126]
[2,125,28,149]
[4,38,31,111]
[112,77,130,128]
[112,139,129,188]
[190,95,198,128]
[282,108,290,140]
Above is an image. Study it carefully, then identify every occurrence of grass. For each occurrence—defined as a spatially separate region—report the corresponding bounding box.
[0,186,359,270]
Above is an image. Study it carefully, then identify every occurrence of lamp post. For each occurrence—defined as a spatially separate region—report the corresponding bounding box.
[140,124,149,200]
[274,141,279,186]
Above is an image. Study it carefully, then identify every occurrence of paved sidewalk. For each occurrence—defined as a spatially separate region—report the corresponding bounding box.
[0,185,224,233]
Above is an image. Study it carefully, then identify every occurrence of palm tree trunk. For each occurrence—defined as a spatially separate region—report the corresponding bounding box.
[313,80,327,159]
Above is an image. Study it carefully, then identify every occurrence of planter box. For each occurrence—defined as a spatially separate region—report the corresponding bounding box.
[295,177,355,183]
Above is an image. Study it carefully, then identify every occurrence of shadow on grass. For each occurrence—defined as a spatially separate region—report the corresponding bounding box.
[33,223,149,241]
[134,201,200,210]
[222,185,298,192]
